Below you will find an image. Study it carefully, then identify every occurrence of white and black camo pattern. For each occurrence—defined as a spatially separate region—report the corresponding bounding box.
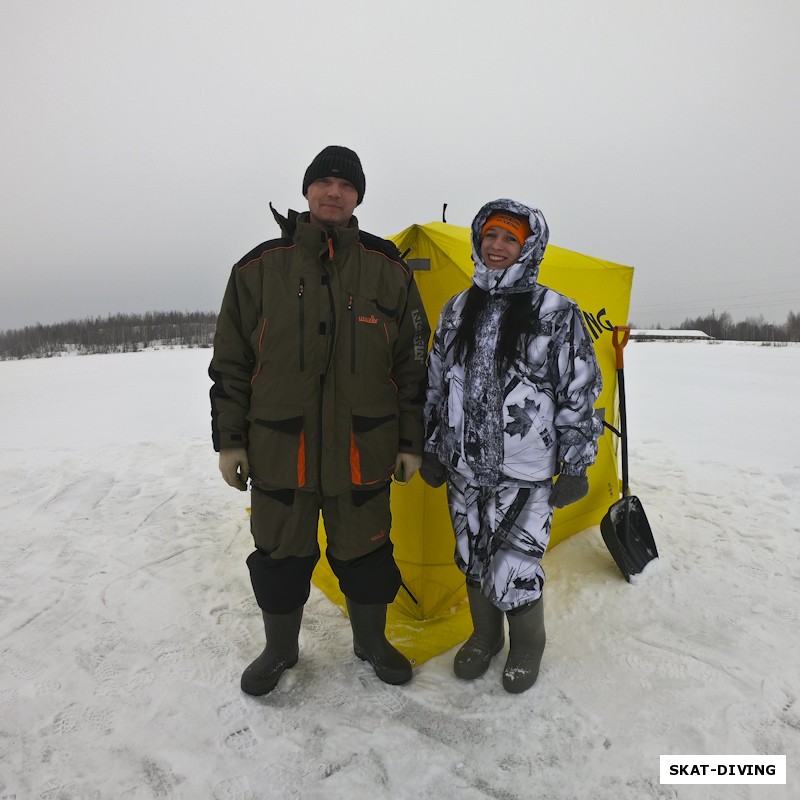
[447,472,553,610]
[462,295,505,483]
[424,199,603,605]
[425,199,603,483]
[461,200,551,483]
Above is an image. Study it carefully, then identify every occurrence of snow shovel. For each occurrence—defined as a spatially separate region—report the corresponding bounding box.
[600,326,658,581]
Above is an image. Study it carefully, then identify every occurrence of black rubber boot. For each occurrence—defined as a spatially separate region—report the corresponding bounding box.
[453,584,505,680]
[502,595,546,694]
[240,607,303,696]
[346,599,412,685]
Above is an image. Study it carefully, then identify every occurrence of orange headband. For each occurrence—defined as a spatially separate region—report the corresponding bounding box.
[481,212,532,246]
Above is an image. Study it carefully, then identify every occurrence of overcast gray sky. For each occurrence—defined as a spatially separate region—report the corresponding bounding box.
[2,0,798,331]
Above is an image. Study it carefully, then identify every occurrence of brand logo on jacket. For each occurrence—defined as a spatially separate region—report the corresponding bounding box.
[358,314,379,325]
[411,309,426,362]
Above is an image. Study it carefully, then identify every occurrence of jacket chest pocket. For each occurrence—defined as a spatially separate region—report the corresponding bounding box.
[254,278,313,378]
[297,278,307,371]
[345,293,398,375]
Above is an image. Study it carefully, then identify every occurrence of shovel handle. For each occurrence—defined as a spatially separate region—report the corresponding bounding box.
[612,325,631,369]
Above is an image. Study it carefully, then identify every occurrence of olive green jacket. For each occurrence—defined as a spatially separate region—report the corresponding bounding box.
[209,208,430,496]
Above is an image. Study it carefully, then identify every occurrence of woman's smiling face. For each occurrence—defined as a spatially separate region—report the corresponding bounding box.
[480,226,523,270]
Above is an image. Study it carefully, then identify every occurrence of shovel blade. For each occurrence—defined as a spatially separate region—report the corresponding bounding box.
[600,495,658,582]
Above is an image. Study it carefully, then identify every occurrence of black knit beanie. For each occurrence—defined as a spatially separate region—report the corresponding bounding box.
[302,146,366,205]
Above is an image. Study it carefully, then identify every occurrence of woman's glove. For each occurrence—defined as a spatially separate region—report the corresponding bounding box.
[549,474,589,508]
[419,452,446,488]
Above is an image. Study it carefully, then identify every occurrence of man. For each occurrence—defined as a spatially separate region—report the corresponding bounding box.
[209,146,430,696]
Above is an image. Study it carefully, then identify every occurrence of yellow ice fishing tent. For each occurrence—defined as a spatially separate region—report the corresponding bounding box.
[312,221,634,665]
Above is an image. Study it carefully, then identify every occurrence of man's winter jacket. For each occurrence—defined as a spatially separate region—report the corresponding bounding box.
[210,208,430,496]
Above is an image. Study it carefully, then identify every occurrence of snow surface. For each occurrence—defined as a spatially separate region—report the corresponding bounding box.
[1,342,798,800]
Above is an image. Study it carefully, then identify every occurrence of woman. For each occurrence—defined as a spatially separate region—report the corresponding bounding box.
[421,199,603,693]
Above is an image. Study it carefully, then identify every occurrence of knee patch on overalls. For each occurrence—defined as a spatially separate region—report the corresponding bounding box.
[327,541,402,605]
[246,548,319,614]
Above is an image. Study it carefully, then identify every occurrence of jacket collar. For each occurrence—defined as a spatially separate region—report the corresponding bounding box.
[270,204,360,254]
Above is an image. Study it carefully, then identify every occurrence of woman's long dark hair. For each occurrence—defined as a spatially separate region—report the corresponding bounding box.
[451,286,538,373]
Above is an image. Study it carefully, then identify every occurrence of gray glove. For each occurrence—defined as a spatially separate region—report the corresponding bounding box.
[549,474,589,508]
[419,452,446,488]
[394,452,422,483]
[219,447,250,491]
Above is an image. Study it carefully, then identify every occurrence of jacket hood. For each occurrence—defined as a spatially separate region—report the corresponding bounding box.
[470,199,549,294]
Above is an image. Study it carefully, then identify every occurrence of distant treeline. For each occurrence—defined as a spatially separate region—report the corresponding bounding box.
[0,311,216,360]
[633,310,800,342]
[3,306,799,360]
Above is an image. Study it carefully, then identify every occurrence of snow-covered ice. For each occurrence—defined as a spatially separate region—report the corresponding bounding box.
[1,341,798,799]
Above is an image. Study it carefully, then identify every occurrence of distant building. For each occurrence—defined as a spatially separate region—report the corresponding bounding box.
[630,329,713,341]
